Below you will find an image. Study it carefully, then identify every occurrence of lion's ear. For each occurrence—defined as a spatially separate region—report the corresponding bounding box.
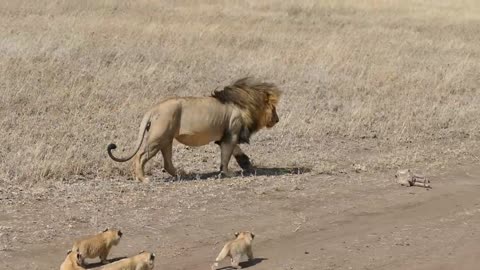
[265,93,271,104]
[234,232,239,237]
[266,89,281,106]
[103,228,109,232]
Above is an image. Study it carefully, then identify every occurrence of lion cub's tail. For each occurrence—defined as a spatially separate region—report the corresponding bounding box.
[107,111,152,162]
[211,245,229,270]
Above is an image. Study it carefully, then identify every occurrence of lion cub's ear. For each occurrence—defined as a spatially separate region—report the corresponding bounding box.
[103,228,109,232]
[234,232,239,238]
[66,249,72,255]
[251,233,255,239]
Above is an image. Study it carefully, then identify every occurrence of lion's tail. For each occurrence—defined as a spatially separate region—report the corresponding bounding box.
[107,111,152,162]
[211,245,229,270]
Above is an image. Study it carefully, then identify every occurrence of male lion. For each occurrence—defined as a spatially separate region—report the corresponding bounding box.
[107,77,282,182]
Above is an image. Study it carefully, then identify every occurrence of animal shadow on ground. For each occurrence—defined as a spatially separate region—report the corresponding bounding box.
[217,258,268,270]
[165,166,312,182]
[85,257,127,269]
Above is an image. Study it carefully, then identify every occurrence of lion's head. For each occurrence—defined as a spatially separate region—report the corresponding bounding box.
[65,249,84,266]
[234,231,255,241]
[211,77,282,133]
[102,228,122,245]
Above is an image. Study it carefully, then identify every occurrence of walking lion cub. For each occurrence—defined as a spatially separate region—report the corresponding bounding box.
[71,228,123,266]
[211,231,255,269]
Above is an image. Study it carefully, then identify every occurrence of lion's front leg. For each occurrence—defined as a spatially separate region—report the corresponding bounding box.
[219,141,236,177]
[216,142,253,171]
[232,145,253,171]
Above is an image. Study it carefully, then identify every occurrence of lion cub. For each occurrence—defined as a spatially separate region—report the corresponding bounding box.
[60,250,85,270]
[71,228,123,266]
[101,251,155,270]
[211,231,255,270]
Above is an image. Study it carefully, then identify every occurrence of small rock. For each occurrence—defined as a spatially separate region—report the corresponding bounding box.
[353,164,367,173]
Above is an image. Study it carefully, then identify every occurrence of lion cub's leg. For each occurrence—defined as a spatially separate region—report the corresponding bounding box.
[99,248,110,264]
[246,246,254,261]
[231,254,242,269]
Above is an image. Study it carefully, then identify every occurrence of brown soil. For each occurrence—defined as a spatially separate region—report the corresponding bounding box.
[2,161,480,270]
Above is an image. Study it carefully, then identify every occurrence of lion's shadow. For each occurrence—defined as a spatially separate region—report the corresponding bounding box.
[164,166,311,182]
[84,256,127,269]
[217,257,268,270]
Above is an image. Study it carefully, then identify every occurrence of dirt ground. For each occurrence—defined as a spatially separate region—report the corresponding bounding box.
[2,159,480,269]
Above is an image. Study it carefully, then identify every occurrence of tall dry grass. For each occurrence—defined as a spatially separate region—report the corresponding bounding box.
[1,0,479,184]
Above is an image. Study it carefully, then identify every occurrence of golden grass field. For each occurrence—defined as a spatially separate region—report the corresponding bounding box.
[1,0,479,184]
[1,1,480,269]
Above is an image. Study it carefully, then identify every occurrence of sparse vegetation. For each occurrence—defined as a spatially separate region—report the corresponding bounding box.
[1,0,479,184]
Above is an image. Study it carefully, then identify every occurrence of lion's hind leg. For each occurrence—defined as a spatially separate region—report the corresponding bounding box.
[231,254,242,269]
[160,142,185,179]
[246,246,254,261]
[133,116,181,182]
[133,142,161,183]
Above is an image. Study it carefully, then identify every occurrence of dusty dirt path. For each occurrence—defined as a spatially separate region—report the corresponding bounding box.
[167,165,480,270]
[2,163,480,270]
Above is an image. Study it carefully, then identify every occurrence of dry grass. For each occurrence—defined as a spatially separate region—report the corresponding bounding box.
[1,0,479,184]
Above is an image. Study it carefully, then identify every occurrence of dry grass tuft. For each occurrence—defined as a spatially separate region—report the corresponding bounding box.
[1,0,479,184]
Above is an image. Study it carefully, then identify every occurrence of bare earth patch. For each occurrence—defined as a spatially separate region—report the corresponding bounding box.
[2,161,480,269]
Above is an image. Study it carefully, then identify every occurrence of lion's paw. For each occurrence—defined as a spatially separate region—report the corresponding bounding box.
[219,170,235,178]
